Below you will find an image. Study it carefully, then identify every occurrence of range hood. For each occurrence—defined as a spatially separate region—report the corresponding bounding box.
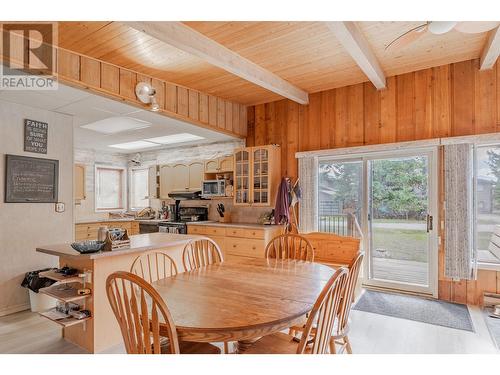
[168,190,202,200]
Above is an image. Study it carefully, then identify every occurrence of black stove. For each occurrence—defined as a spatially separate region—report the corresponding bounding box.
[158,206,208,234]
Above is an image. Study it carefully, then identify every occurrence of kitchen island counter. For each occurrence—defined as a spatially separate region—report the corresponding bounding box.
[35,232,202,353]
[37,233,201,260]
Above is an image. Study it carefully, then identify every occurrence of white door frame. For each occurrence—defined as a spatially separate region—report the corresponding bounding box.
[318,146,439,298]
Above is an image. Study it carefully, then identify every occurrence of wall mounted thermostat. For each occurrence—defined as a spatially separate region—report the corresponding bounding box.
[55,202,65,213]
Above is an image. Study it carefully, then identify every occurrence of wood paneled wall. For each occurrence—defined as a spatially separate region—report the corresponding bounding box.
[56,48,247,138]
[246,58,500,305]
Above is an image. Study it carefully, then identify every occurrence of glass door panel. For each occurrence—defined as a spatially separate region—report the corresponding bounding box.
[368,155,431,288]
[318,159,363,236]
[235,150,250,204]
[253,148,269,205]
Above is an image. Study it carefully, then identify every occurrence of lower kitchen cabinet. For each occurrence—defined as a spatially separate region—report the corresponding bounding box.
[187,224,282,260]
[75,220,140,241]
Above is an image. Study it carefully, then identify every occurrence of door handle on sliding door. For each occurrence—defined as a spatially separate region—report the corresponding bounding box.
[426,215,433,232]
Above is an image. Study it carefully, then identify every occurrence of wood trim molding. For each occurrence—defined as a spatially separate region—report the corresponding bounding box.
[126,22,310,105]
[325,21,386,90]
[480,27,500,70]
[1,46,247,139]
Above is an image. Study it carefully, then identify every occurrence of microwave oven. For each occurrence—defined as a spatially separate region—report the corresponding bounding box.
[202,180,225,197]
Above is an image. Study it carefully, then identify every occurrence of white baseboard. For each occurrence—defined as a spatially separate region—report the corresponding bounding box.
[0,303,30,317]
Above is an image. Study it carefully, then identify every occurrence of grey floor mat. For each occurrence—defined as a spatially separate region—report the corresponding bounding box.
[353,290,474,332]
[483,308,500,349]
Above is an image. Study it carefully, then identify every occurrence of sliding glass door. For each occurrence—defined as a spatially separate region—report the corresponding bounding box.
[318,148,438,296]
[366,152,437,295]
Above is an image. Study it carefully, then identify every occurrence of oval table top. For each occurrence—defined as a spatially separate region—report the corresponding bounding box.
[152,257,337,343]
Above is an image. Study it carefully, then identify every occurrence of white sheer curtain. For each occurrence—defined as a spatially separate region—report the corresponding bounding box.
[444,143,475,280]
[298,156,319,233]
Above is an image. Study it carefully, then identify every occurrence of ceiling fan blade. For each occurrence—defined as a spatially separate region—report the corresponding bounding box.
[454,21,500,34]
[385,24,427,52]
[428,21,458,35]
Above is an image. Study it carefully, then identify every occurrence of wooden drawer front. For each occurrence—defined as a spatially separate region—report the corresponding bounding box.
[225,238,264,258]
[244,229,265,240]
[187,225,209,235]
[309,240,357,265]
[203,226,226,237]
[226,227,247,238]
[226,227,265,239]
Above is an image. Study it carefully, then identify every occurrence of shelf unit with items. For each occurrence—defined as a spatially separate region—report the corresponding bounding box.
[234,145,281,207]
[38,268,92,328]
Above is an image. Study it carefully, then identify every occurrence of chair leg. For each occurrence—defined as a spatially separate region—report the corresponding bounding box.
[344,336,352,354]
[329,337,337,354]
[223,342,229,354]
[288,328,295,336]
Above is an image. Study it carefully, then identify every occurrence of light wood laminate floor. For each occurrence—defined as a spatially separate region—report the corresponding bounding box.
[0,304,497,354]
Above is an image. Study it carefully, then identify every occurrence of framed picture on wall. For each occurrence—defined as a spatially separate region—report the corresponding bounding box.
[5,154,59,203]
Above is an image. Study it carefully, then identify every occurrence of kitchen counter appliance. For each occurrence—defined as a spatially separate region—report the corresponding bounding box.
[158,206,208,234]
[202,180,225,197]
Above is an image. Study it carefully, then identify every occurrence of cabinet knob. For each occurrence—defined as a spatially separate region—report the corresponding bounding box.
[233,244,236,248]
[252,246,256,250]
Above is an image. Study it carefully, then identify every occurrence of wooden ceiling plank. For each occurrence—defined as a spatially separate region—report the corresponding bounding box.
[480,27,500,70]
[126,21,309,105]
[325,21,386,90]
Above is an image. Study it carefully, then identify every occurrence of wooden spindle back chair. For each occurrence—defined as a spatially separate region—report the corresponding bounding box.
[265,233,315,262]
[330,252,364,354]
[130,252,178,284]
[106,271,180,354]
[182,237,224,272]
[297,267,348,354]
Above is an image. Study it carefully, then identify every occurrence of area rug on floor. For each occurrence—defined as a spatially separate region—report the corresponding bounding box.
[483,308,500,349]
[353,290,474,332]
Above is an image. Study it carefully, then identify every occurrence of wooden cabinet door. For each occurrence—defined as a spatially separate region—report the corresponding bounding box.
[74,164,86,200]
[172,164,189,191]
[205,159,219,173]
[234,149,251,205]
[218,155,234,172]
[159,165,174,199]
[148,165,158,199]
[188,161,204,190]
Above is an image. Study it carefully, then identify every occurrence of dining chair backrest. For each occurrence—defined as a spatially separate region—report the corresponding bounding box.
[336,252,364,335]
[182,237,224,272]
[265,233,315,262]
[130,251,178,284]
[297,267,348,354]
[106,271,180,354]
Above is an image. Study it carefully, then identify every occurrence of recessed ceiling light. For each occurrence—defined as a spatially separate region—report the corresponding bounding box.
[81,116,151,134]
[144,133,204,145]
[109,141,158,150]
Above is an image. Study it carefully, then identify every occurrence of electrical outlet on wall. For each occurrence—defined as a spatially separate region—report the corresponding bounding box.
[55,202,65,213]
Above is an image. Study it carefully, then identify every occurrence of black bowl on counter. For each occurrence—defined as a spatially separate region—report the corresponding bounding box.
[71,240,106,254]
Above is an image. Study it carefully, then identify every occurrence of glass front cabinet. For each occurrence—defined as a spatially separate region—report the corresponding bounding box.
[234,145,281,206]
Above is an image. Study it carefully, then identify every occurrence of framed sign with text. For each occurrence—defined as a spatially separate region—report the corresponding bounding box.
[24,119,48,154]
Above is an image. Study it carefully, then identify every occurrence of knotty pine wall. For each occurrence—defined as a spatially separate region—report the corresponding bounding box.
[246,58,500,305]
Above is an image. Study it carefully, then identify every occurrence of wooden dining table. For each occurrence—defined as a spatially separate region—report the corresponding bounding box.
[151,257,337,350]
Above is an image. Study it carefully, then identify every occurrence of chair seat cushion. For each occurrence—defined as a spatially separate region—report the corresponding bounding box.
[242,333,300,354]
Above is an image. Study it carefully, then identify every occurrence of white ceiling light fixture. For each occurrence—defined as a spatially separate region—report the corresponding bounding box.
[109,140,159,150]
[135,82,160,112]
[145,133,205,145]
[80,116,151,134]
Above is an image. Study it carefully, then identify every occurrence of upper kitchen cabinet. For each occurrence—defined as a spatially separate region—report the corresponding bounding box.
[159,164,173,199]
[171,164,189,191]
[74,164,86,201]
[234,145,280,207]
[204,155,234,174]
[160,161,205,196]
[188,161,204,190]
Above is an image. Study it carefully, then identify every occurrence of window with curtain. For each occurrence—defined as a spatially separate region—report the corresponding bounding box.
[95,166,125,211]
[475,144,500,264]
[130,168,149,210]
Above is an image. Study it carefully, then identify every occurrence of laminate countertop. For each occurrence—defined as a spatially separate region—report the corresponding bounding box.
[75,218,137,224]
[186,221,280,230]
[36,233,202,260]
